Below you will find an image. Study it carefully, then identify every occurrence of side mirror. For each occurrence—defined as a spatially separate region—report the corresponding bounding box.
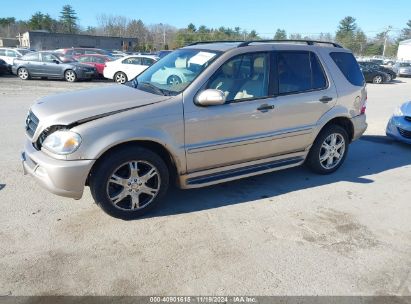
[195,89,226,106]
[53,60,60,64]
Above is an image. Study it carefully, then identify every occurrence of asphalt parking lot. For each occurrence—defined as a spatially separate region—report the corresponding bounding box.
[0,76,410,296]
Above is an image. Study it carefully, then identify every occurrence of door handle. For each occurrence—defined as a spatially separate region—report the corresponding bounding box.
[257,104,275,112]
[319,96,333,103]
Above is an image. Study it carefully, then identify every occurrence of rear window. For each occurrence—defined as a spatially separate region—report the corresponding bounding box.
[330,52,364,86]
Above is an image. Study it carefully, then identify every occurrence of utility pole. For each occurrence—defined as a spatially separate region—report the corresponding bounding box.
[383,26,392,58]
[160,23,166,49]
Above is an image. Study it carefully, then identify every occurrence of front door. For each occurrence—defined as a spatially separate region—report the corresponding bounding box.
[39,53,62,77]
[184,52,280,172]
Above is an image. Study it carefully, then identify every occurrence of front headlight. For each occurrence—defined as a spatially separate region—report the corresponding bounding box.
[42,130,82,155]
[393,106,404,117]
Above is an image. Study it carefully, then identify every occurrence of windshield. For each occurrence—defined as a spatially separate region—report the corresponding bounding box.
[399,62,411,67]
[133,49,220,96]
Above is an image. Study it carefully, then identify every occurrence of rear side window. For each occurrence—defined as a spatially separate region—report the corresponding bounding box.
[123,57,142,65]
[277,51,327,95]
[330,52,364,86]
[6,50,17,57]
[22,53,39,61]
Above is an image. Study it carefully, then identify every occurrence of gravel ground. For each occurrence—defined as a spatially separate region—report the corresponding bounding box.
[0,75,410,296]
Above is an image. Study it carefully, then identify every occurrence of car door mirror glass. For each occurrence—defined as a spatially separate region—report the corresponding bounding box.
[195,89,226,106]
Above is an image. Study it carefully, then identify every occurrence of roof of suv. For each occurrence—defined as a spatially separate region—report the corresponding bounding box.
[183,40,344,52]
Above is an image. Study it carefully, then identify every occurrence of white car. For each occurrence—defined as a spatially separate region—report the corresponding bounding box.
[103,55,158,84]
[0,47,33,66]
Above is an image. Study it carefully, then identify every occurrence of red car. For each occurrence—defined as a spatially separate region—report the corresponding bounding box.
[74,54,113,77]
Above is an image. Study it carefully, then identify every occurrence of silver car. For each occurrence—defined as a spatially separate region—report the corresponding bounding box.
[392,62,411,77]
[21,40,368,219]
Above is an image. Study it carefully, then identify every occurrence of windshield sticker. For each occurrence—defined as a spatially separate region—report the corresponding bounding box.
[189,52,216,65]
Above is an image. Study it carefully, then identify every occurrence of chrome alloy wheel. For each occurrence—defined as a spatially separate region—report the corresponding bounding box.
[106,161,161,211]
[319,133,346,170]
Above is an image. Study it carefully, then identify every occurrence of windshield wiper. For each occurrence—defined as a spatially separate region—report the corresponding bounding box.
[139,82,169,96]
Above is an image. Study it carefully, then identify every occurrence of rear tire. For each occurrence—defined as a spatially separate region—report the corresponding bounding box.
[90,147,170,219]
[18,67,30,80]
[114,72,127,84]
[167,75,182,85]
[372,75,383,84]
[305,124,349,174]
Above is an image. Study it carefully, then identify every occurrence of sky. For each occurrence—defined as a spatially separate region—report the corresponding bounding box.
[2,0,411,37]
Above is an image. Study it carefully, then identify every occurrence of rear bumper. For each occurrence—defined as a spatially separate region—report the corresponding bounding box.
[351,114,368,141]
[76,70,97,79]
[21,139,95,199]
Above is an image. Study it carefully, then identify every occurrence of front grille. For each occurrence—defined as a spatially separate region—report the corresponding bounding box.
[25,111,39,138]
[398,127,411,139]
[404,116,411,122]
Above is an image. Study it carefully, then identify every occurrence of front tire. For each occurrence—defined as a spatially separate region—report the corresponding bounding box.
[65,69,77,82]
[90,147,169,219]
[306,124,349,174]
[18,67,30,80]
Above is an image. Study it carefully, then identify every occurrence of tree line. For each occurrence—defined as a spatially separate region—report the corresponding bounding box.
[0,5,410,56]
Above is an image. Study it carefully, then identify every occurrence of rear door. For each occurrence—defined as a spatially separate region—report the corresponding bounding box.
[122,57,145,79]
[21,52,42,76]
[266,50,337,155]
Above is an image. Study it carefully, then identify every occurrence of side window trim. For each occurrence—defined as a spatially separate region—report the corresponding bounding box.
[274,50,329,97]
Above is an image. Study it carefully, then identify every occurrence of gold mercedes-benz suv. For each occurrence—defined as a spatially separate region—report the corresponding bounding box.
[22,40,367,219]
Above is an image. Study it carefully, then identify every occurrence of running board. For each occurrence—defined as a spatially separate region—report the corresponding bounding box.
[185,156,304,187]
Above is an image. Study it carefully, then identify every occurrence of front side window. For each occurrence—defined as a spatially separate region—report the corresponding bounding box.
[142,57,155,66]
[0,49,6,56]
[207,52,269,102]
[76,56,89,63]
[42,53,59,63]
[330,52,364,86]
[277,51,327,95]
[94,57,105,63]
[134,49,220,96]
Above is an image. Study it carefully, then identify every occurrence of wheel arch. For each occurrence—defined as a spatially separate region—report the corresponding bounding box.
[87,140,178,186]
[319,116,354,142]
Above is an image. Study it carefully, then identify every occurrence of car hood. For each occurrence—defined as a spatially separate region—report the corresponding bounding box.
[399,101,411,116]
[31,85,171,128]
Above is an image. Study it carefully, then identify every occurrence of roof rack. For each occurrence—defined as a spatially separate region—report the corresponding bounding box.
[187,40,245,46]
[238,40,343,48]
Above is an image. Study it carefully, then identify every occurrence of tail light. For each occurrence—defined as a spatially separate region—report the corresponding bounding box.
[361,92,367,114]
